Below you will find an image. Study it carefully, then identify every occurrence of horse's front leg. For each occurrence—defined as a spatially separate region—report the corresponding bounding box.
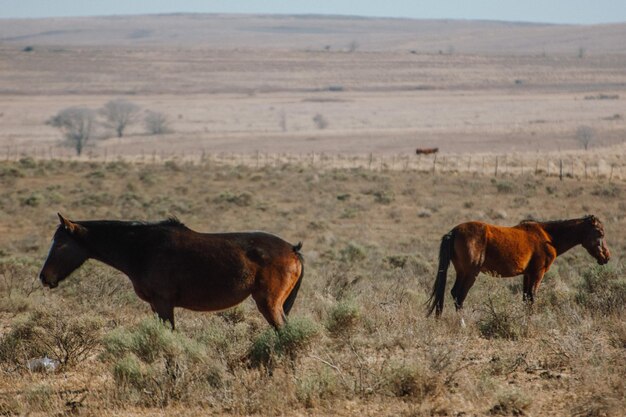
[522,274,534,303]
[150,298,175,330]
[523,268,549,307]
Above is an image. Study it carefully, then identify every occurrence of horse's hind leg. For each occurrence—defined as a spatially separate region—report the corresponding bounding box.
[451,271,478,311]
[252,262,301,329]
[252,292,286,329]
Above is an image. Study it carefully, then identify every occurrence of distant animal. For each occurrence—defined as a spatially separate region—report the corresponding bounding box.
[40,214,304,329]
[415,147,439,155]
[427,215,610,317]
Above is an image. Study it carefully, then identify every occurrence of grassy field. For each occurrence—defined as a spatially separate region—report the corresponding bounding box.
[0,158,624,416]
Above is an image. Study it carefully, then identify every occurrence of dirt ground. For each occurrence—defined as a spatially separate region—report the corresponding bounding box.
[1,43,625,157]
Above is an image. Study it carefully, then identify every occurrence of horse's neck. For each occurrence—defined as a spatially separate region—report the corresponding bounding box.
[543,220,585,255]
[82,227,138,276]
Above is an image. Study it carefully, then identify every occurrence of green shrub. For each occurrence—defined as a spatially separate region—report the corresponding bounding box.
[339,242,367,263]
[495,180,515,194]
[384,254,408,269]
[0,310,102,369]
[249,317,319,367]
[325,299,360,338]
[296,369,339,408]
[384,361,438,400]
[373,190,393,204]
[575,264,626,315]
[18,157,37,169]
[477,296,528,340]
[104,316,206,364]
[21,192,44,207]
[214,191,253,206]
[591,183,620,198]
[103,317,214,406]
[113,354,144,387]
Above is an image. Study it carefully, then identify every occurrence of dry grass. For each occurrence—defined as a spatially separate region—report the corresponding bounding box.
[0,159,624,416]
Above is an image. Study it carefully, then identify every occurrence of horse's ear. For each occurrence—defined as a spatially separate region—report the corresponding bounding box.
[58,213,85,235]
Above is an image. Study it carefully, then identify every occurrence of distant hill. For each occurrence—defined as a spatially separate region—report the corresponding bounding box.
[1,13,625,55]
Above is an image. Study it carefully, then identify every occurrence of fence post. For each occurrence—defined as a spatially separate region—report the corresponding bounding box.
[494,156,498,177]
[432,155,437,174]
[559,159,563,181]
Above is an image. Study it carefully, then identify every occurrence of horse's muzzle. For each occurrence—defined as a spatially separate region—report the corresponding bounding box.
[39,273,58,289]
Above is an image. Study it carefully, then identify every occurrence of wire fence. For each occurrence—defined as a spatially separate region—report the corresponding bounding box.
[3,145,625,181]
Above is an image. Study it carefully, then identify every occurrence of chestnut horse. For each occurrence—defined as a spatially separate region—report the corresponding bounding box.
[40,214,304,329]
[427,215,610,317]
[415,147,439,155]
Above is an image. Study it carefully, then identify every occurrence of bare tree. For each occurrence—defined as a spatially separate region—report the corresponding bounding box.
[313,113,328,130]
[145,111,170,135]
[47,107,96,155]
[100,99,140,138]
[347,40,359,53]
[576,125,595,150]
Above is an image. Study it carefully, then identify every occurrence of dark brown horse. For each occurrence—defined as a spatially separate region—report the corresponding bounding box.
[40,214,304,329]
[427,215,610,317]
[415,147,439,155]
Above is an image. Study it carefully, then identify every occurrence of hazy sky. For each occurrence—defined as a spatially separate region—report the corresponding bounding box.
[1,0,626,24]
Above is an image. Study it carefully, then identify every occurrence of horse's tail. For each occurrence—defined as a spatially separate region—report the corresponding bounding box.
[283,242,304,316]
[426,230,455,317]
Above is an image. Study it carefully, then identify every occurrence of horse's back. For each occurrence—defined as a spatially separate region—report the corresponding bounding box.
[199,231,298,263]
[452,221,546,276]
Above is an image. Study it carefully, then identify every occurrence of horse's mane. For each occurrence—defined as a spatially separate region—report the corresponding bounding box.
[160,216,185,227]
[75,216,186,229]
[518,214,597,226]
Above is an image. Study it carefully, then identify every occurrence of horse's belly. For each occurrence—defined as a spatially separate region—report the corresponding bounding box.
[176,289,250,312]
[481,258,526,277]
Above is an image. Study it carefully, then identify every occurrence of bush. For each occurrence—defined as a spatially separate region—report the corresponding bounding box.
[575,264,626,315]
[339,242,367,263]
[0,256,39,312]
[296,369,340,408]
[0,310,102,370]
[384,361,438,400]
[591,184,621,198]
[477,295,528,340]
[104,316,206,364]
[249,317,319,368]
[325,299,360,338]
[103,317,215,406]
[489,388,531,415]
[214,191,253,207]
[494,180,515,194]
[373,190,393,204]
[21,192,44,207]
[113,354,144,387]
[145,111,171,134]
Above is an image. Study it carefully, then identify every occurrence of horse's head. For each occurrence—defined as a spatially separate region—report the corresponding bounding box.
[39,214,89,289]
[581,215,610,265]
